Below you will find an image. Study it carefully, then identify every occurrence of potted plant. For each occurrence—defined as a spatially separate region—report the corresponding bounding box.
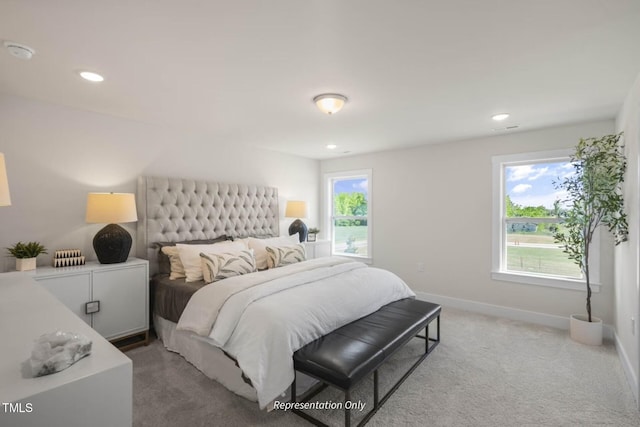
[553,133,627,345]
[6,241,48,271]
[307,228,320,242]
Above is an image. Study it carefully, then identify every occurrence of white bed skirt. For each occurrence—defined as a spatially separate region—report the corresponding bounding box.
[153,315,316,407]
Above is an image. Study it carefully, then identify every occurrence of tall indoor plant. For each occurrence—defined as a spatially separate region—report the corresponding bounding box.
[554,133,627,345]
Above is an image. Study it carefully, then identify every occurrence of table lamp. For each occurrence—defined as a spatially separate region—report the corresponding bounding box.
[0,153,11,207]
[86,192,137,264]
[285,200,308,243]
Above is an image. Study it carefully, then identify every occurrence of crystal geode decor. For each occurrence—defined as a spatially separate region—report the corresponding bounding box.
[30,331,92,377]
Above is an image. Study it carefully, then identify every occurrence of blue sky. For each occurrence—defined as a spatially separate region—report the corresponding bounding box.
[506,161,574,209]
[334,178,368,197]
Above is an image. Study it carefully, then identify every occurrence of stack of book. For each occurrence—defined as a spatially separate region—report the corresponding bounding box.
[53,249,86,267]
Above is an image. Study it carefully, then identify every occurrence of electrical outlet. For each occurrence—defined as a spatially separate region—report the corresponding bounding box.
[417,262,425,272]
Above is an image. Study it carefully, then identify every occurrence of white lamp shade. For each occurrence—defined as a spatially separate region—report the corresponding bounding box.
[285,200,307,218]
[313,94,347,115]
[86,193,137,224]
[0,153,11,206]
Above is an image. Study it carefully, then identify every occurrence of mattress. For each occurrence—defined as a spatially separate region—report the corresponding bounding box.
[154,314,318,406]
[151,273,206,323]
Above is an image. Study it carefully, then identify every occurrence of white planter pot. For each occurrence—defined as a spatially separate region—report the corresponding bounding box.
[570,314,603,346]
[16,257,36,272]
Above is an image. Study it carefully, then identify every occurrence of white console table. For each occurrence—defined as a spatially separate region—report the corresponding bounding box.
[0,272,132,427]
[32,258,149,350]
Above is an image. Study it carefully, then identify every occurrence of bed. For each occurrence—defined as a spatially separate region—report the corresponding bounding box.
[136,176,415,409]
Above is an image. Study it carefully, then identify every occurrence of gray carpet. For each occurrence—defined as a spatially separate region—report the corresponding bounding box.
[128,308,640,426]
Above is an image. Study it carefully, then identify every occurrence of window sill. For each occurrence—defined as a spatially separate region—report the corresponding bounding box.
[491,271,600,293]
[334,253,372,265]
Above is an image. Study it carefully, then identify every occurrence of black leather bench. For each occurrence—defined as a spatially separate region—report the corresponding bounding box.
[291,298,441,427]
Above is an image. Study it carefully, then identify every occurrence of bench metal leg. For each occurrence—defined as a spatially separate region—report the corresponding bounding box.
[373,370,379,408]
[425,324,429,353]
[291,371,297,403]
[345,390,351,427]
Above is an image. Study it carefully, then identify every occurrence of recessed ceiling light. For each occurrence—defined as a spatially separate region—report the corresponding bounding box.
[79,71,104,82]
[326,144,337,150]
[492,113,510,121]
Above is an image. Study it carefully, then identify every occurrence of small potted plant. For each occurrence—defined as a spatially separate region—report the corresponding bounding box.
[307,228,320,242]
[6,241,48,271]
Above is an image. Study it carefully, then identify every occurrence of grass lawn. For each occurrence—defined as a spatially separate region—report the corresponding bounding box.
[334,225,368,256]
[507,233,557,244]
[507,246,581,278]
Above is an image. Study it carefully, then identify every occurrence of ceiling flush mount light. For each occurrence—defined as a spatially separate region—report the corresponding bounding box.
[4,41,35,60]
[492,125,520,132]
[313,93,348,115]
[326,144,337,150]
[79,71,105,82]
[492,113,510,121]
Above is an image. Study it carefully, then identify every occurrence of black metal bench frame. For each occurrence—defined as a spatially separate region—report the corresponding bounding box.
[290,309,440,427]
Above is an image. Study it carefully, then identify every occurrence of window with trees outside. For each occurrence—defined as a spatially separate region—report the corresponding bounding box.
[492,150,600,291]
[324,170,372,261]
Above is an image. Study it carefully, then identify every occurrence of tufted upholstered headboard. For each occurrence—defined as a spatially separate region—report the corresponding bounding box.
[136,176,279,276]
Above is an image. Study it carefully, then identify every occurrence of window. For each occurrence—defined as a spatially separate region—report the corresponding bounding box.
[491,150,600,291]
[324,170,372,262]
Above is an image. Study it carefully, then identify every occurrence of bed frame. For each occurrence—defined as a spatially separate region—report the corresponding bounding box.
[135,176,282,402]
[136,176,280,275]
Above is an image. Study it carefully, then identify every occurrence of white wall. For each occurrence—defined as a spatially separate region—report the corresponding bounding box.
[615,72,640,405]
[321,120,617,324]
[0,94,319,272]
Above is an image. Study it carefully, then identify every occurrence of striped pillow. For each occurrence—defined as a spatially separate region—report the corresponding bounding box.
[200,249,256,284]
[266,243,306,269]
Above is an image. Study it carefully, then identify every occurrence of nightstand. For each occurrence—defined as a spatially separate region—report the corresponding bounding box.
[304,239,331,259]
[32,257,149,351]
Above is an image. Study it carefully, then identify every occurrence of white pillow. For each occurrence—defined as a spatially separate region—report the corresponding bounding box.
[247,234,300,270]
[200,249,256,284]
[266,243,306,269]
[177,240,248,282]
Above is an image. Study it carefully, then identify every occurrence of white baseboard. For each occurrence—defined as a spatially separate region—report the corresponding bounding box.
[615,332,640,408]
[414,291,615,341]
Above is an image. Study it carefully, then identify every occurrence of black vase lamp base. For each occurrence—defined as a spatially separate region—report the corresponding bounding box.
[288,219,308,243]
[93,223,132,264]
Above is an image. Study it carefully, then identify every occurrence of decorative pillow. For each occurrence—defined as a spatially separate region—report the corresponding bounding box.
[248,234,300,270]
[200,249,256,284]
[266,243,306,269]
[177,240,248,282]
[156,236,228,275]
[160,246,187,280]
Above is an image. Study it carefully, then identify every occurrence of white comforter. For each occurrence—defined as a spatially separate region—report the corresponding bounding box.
[177,257,415,408]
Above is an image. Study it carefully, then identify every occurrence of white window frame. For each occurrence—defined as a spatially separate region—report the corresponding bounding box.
[491,149,601,292]
[323,169,373,264]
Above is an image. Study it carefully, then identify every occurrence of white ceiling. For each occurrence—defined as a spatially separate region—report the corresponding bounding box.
[1,1,639,159]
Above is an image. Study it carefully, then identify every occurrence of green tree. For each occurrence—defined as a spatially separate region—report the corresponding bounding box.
[505,195,516,217]
[505,195,552,218]
[334,192,367,216]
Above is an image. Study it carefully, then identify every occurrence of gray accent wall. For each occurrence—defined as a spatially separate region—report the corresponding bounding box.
[0,94,319,272]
